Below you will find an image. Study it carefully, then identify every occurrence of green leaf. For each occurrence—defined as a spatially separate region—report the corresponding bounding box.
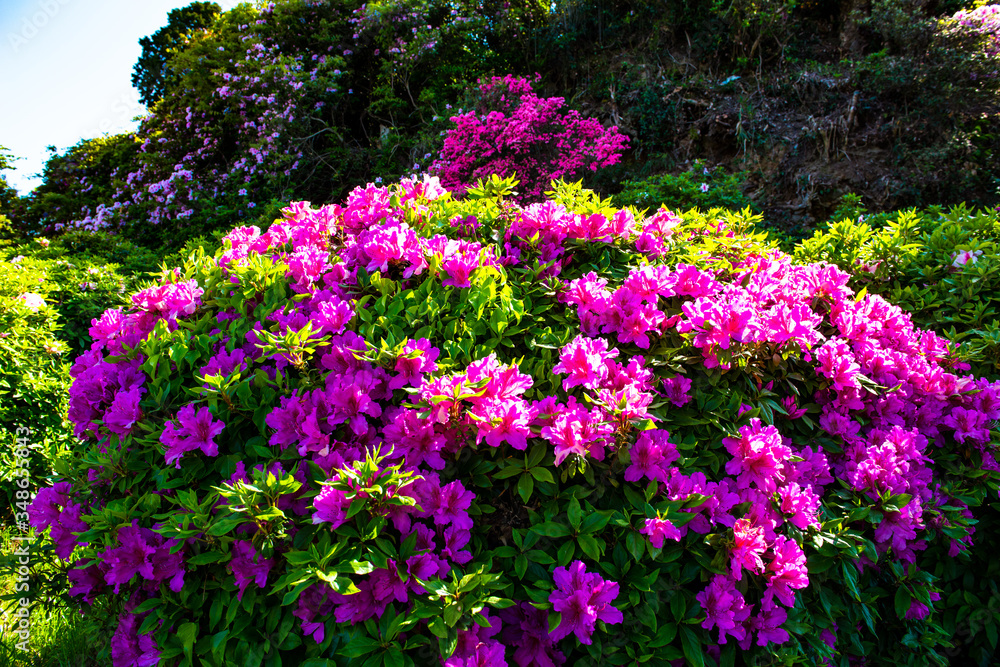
[635,600,657,631]
[340,637,379,658]
[894,586,912,620]
[439,630,458,659]
[187,551,227,566]
[567,496,582,531]
[444,603,462,628]
[548,611,562,635]
[579,511,612,534]
[841,561,861,601]
[680,625,705,667]
[177,622,198,664]
[131,598,162,614]
[557,540,575,566]
[209,597,224,631]
[207,517,244,536]
[493,466,524,480]
[626,531,645,562]
[531,522,571,538]
[578,534,602,560]
[649,622,677,648]
[518,473,534,503]
[428,618,448,639]
[515,554,527,579]
[530,467,555,483]
[527,444,547,468]
[210,630,229,655]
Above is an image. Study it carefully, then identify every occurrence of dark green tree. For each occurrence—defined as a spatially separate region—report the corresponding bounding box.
[14,136,138,237]
[131,1,222,107]
[0,146,18,213]
[0,146,18,240]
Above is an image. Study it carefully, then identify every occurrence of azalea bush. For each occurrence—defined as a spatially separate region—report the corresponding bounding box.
[795,203,1000,663]
[432,75,629,203]
[21,175,1000,666]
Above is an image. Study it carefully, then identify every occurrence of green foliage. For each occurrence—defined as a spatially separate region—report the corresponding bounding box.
[0,260,72,526]
[131,2,222,107]
[612,161,757,214]
[0,237,153,356]
[850,0,1000,190]
[0,528,114,667]
[0,147,17,215]
[795,204,1000,376]
[539,0,795,69]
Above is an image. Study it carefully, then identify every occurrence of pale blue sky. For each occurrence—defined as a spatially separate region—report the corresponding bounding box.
[0,0,248,194]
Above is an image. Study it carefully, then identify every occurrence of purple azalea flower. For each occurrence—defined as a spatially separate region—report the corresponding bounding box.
[548,561,623,644]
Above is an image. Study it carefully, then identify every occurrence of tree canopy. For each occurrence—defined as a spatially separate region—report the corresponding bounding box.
[131,1,222,107]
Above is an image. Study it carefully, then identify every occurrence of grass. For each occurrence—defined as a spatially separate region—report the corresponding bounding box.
[0,529,110,667]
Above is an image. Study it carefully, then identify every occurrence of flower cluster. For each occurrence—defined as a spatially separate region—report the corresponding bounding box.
[432,75,628,202]
[548,561,623,644]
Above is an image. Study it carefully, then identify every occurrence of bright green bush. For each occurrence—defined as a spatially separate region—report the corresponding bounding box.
[0,236,154,356]
[0,257,72,524]
[794,205,1000,377]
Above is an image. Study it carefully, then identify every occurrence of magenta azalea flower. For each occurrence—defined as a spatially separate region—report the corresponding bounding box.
[641,517,683,548]
[553,334,618,390]
[111,607,160,667]
[230,540,275,600]
[763,535,809,607]
[548,561,623,644]
[160,404,225,467]
[625,429,678,484]
[696,574,751,645]
[104,385,145,437]
[729,518,767,580]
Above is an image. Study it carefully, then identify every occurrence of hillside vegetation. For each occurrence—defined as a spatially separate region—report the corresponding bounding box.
[3,0,999,250]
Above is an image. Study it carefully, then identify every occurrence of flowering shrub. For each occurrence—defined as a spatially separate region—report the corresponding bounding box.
[794,202,1000,662]
[432,75,629,202]
[0,239,152,357]
[940,4,1000,62]
[24,175,1000,666]
[0,257,73,525]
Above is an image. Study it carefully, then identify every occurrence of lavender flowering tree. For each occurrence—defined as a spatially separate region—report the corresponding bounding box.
[22,175,1000,666]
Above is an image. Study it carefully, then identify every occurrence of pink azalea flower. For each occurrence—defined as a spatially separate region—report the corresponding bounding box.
[641,517,683,548]
[730,518,767,580]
